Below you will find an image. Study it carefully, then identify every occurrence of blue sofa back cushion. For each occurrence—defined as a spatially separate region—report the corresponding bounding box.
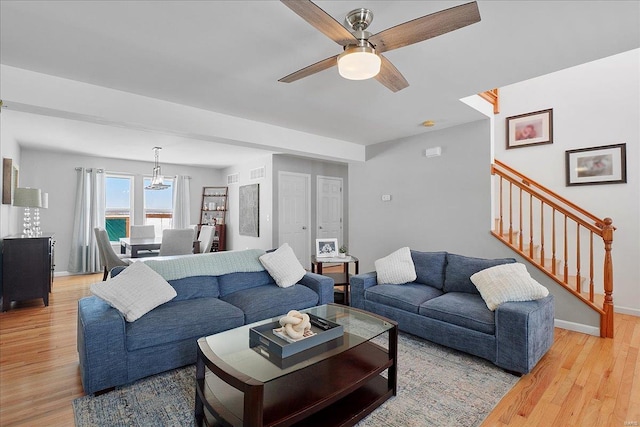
[411,250,447,290]
[218,271,275,297]
[444,254,516,294]
[167,276,219,301]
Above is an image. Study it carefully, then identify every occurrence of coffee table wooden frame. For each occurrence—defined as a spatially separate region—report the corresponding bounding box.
[195,306,397,427]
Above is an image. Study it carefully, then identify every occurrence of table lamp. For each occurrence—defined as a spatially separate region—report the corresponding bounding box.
[13,187,42,237]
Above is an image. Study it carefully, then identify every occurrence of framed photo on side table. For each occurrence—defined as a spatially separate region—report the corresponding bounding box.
[565,143,627,186]
[506,108,553,149]
[316,238,338,258]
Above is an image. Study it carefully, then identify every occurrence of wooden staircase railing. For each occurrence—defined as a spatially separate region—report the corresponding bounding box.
[491,159,614,337]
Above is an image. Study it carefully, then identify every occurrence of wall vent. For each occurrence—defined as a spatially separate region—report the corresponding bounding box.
[227,173,239,185]
[250,166,266,180]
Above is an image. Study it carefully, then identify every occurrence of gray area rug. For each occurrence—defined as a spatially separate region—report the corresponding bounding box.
[73,333,519,426]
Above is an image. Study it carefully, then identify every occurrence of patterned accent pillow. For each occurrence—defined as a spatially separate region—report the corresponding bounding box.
[375,247,417,285]
[259,243,306,288]
[470,263,549,311]
[91,261,177,322]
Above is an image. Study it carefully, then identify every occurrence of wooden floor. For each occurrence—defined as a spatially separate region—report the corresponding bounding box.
[0,274,638,427]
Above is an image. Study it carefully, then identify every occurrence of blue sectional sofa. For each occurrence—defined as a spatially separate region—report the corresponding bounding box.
[77,249,334,394]
[351,251,554,374]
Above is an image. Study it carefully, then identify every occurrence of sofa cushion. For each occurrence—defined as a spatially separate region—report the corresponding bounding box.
[444,254,516,294]
[218,271,275,297]
[259,243,306,288]
[167,275,219,301]
[471,263,549,311]
[420,292,495,335]
[411,250,447,290]
[91,261,177,322]
[366,283,443,314]
[126,297,244,351]
[222,284,319,324]
[375,247,417,285]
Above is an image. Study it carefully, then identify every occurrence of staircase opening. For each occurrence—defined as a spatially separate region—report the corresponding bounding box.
[491,159,614,338]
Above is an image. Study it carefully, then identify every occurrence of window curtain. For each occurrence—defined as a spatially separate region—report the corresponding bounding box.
[68,168,105,273]
[172,175,191,229]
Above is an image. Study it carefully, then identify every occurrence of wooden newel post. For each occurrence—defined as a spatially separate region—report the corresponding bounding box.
[601,217,614,338]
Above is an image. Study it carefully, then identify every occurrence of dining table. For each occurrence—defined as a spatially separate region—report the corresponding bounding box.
[120,236,201,258]
[119,236,162,258]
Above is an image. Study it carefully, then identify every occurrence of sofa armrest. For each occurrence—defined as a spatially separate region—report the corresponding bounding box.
[350,271,378,309]
[77,296,128,394]
[298,272,335,305]
[495,295,555,374]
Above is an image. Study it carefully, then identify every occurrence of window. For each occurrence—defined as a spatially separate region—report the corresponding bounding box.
[143,177,174,236]
[105,174,133,241]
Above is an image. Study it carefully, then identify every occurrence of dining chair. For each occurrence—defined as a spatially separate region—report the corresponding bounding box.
[197,225,215,253]
[130,225,155,239]
[159,228,196,256]
[94,227,131,281]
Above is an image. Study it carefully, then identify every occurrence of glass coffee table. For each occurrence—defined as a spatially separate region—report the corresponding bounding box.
[195,304,397,427]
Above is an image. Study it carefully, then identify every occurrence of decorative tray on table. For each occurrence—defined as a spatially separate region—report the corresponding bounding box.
[249,313,344,368]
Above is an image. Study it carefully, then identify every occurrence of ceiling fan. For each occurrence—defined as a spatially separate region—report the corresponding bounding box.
[279,0,481,92]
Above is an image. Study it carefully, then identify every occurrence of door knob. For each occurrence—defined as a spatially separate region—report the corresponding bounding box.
[319,226,323,229]
[302,226,307,230]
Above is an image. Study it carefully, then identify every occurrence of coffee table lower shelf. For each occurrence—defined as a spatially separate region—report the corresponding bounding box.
[195,336,397,427]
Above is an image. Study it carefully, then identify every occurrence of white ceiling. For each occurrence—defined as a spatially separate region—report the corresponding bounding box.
[1,1,638,167]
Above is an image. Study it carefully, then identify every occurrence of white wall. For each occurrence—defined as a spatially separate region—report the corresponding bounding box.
[494,49,640,315]
[222,155,274,251]
[17,148,222,274]
[0,112,22,237]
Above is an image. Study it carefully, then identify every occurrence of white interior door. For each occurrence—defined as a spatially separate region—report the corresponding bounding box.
[278,172,311,269]
[317,176,343,244]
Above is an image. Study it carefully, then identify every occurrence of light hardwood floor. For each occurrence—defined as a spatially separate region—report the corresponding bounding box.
[0,274,638,426]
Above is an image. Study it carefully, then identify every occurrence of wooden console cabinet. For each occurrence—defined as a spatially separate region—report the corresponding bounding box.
[1,234,54,311]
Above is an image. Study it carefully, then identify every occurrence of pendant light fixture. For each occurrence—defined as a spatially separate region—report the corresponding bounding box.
[145,147,169,190]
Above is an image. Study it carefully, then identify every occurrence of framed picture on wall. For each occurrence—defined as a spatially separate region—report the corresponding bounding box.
[316,238,338,258]
[565,143,627,186]
[506,108,553,149]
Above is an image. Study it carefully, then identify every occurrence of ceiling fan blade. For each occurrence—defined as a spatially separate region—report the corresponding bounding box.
[281,0,357,46]
[369,1,481,53]
[279,55,339,83]
[375,55,409,92]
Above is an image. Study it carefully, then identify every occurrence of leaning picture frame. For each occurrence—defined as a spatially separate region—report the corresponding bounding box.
[565,143,627,186]
[506,108,553,149]
[315,238,338,258]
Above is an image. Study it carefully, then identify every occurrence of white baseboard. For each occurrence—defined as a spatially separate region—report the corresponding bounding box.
[615,305,640,317]
[54,271,72,277]
[554,319,600,336]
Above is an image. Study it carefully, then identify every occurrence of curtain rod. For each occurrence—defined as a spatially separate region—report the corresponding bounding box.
[75,167,104,173]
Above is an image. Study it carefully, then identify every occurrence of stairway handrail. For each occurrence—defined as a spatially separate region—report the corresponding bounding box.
[492,165,604,236]
[493,159,609,230]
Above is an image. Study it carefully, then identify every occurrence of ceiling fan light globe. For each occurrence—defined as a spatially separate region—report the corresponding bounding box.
[337,46,381,80]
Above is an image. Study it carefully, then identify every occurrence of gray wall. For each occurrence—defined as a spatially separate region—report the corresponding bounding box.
[18,149,222,274]
[348,120,598,328]
[272,154,349,250]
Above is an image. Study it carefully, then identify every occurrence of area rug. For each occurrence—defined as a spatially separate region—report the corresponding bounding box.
[73,333,519,427]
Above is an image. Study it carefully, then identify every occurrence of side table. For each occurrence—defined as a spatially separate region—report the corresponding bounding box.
[310,255,359,305]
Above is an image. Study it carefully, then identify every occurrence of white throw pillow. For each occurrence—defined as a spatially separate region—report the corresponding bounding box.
[91,261,177,322]
[470,263,549,311]
[375,247,417,285]
[259,243,306,288]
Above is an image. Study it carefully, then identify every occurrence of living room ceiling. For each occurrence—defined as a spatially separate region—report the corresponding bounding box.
[1,1,638,167]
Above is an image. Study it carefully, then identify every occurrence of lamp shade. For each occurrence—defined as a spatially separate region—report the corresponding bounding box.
[337,46,381,80]
[41,192,49,209]
[13,188,42,208]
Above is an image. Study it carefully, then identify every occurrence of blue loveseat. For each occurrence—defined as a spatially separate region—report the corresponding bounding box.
[351,251,554,374]
[77,249,334,394]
